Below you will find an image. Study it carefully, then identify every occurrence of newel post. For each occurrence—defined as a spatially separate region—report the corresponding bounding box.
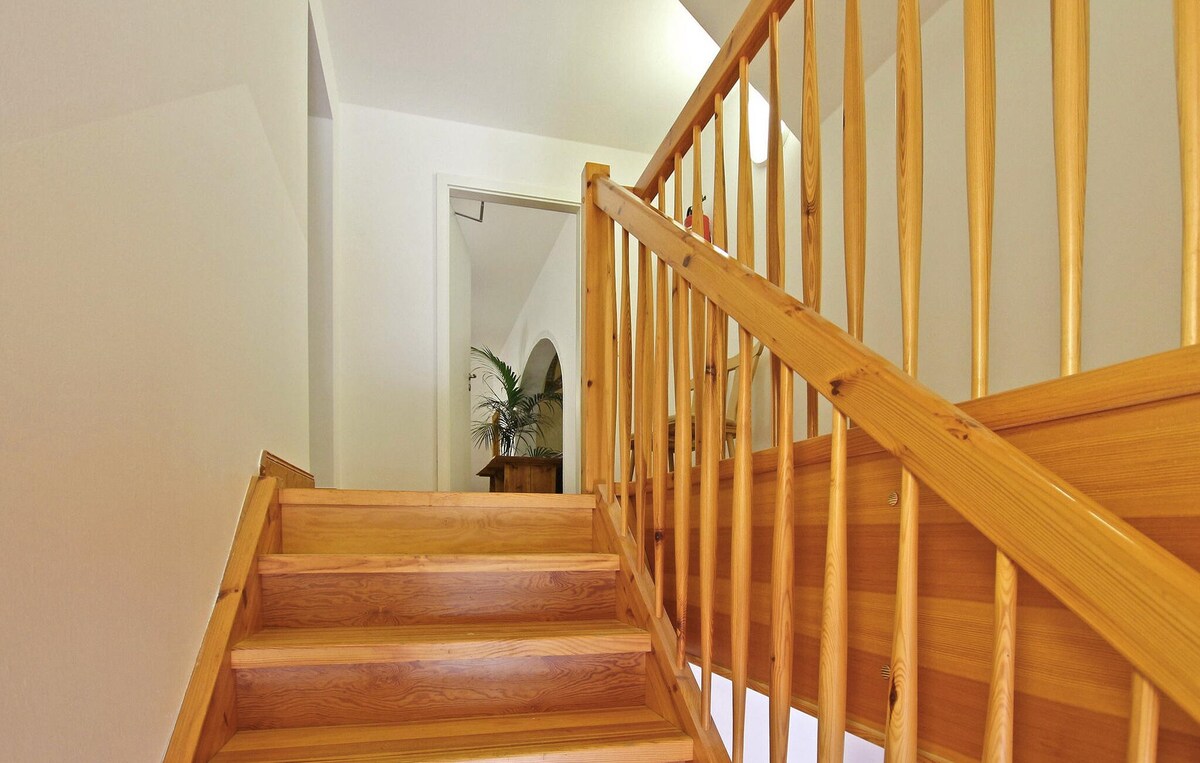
[581,162,612,493]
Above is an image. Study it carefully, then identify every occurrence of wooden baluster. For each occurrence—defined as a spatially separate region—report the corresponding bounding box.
[817,2,863,759]
[668,156,688,624]
[692,124,706,482]
[713,92,729,253]
[964,2,1017,761]
[765,13,795,763]
[603,220,617,492]
[674,150,694,651]
[1179,0,1200,347]
[887,1,923,761]
[634,233,651,547]
[730,55,757,759]
[767,14,785,440]
[1052,0,1089,376]
[618,229,633,534]
[802,0,822,440]
[652,180,670,583]
[1127,672,1161,762]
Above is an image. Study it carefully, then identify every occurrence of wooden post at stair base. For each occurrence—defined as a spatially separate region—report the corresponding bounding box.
[581,162,613,493]
[887,1,923,761]
[817,3,863,759]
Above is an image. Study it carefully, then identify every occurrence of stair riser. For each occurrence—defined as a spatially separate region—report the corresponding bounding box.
[260,571,617,627]
[281,505,594,554]
[234,653,647,730]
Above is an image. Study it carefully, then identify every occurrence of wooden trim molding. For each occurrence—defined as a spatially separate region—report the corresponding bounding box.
[163,475,281,762]
[259,450,315,490]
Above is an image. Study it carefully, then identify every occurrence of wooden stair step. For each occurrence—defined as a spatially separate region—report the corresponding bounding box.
[232,621,650,669]
[211,707,693,762]
[279,490,594,554]
[256,553,619,575]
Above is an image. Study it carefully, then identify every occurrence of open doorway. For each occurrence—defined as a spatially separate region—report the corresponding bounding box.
[439,183,580,493]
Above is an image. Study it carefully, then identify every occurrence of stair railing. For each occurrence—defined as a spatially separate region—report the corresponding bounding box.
[580,1,1200,761]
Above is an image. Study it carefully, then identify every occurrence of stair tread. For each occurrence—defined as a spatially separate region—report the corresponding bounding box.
[280,488,594,509]
[232,621,651,669]
[211,707,692,762]
[257,553,619,575]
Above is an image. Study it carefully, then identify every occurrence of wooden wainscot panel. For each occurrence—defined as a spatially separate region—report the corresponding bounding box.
[649,351,1200,762]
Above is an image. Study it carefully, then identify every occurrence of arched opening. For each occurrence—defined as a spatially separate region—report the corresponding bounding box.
[522,338,563,457]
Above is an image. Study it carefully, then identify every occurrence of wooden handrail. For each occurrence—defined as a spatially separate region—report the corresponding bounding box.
[633,0,794,200]
[591,174,1200,724]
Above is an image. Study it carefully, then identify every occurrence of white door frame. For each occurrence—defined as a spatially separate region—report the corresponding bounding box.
[434,173,581,491]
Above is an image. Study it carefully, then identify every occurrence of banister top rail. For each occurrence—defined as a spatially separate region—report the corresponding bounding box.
[633,0,795,200]
[592,174,1200,724]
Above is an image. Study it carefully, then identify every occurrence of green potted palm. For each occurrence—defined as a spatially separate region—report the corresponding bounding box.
[470,346,563,458]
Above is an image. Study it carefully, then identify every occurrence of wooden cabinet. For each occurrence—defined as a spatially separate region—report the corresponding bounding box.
[477,456,562,494]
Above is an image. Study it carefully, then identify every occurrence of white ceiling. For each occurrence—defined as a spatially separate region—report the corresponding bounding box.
[320,0,720,153]
[452,198,573,348]
[320,1,955,153]
[681,0,955,130]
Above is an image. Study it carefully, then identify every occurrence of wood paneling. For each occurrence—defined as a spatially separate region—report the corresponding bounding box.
[234,652,647,730]
[654,390,1200,761]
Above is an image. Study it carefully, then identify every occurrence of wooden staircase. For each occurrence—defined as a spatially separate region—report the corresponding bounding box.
[169,482,721,762]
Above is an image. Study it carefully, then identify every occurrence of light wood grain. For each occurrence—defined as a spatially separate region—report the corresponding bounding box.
[1052,0,1089,376]
[165,476,280,763]
[635,0,796,199]
[235,652,647,730]
[232,622,650,669]
[769,368,796,763]
[670,157,690,627]
[593,488,733,763]
[1179,0,1200,346]
[767,12,786,438]
[965,0,996,402]
[620,228,633,534]
[257,553,619,575]
[583,163,613,490]
[604,214,618,493]
[653,374,1200,760]
[801,0,822,441]
[279,488,593,509]
[887,2,924,760]
[212,707,693,763]
[281,504,592,555]
[1128,672,1162,762]
[635,235,652,545]
[594,169,1200,742]
[259,451,315,490]
[818,5,864,760]
[731,56,757,761]
[713,92,729,251]
[261,568,616,628]
[653,179,671,572]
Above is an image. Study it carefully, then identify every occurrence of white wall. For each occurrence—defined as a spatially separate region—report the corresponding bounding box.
[335,104,650,490]
[448,216,478,491]
[499,217,580,493]
[310,114,336,484]
[814,0,1181,406]
[0,3,309,761]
